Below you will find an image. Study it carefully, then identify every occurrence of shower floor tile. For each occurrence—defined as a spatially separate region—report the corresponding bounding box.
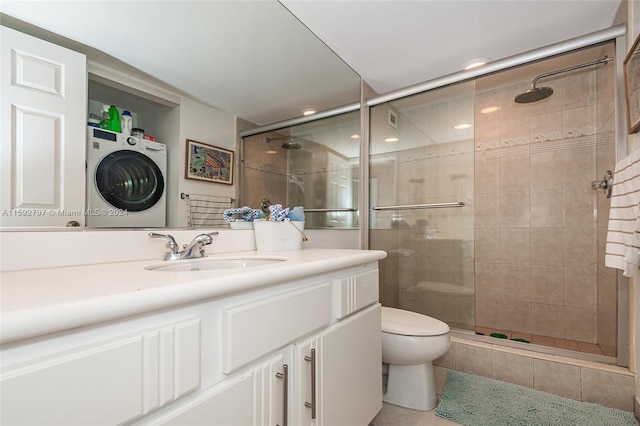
[476,328,611,357]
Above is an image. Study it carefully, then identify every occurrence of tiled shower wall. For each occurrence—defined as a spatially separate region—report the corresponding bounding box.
[473,54,617,351]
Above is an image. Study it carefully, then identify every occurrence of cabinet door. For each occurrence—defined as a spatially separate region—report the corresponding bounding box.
[295,304,382,426]
[0,26,87,226]
[147,353,290,426]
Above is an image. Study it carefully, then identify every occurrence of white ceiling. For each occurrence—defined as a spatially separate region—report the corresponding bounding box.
[0,0,623,126]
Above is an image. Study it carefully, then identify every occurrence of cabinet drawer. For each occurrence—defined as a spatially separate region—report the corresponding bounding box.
[0,318,200,425]
[333,269,379,319]
[223,282,331,373]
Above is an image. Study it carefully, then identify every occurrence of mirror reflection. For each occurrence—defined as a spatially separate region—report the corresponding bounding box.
[0,2,361,229]
[242,110,361,229]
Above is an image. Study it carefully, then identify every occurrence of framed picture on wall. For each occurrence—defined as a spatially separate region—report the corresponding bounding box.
[624,33,640,134]
[185,139,234,185]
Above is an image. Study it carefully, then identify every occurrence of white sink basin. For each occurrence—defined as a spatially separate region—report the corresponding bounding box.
[146,256,286,272]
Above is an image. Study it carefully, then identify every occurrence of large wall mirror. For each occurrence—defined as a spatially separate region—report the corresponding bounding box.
[0,1,361,229]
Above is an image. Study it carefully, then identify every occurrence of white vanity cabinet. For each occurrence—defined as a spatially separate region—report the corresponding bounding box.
[0,259,383,425]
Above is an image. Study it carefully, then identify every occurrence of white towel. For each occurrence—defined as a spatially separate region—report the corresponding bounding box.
[605,149,640,277]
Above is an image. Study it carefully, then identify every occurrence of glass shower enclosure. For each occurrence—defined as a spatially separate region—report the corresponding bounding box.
[369,42,618,358]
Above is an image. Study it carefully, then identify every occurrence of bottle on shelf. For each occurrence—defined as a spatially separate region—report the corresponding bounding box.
[121,110,132,136]
[98,104,110,129]
[107,105,121,133]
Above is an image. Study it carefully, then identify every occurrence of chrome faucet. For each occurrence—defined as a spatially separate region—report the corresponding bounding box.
[149,232,219,260]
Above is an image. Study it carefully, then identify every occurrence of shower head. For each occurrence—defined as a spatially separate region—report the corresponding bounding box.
[265,136,301,150]
[281,139,301,150]
[514,86,554,104]
[514,56,612,104]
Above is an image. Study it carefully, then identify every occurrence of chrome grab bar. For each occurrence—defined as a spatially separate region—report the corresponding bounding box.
[304,208,358,213]
[372,202,465,211]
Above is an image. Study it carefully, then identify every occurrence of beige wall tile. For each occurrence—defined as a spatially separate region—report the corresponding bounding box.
[500,118,530,146]
[564,225,597,267]
[475,193,501,228]
[501,228,531,265]
[434,346,455,368]
[532,266,565,305]
[492,350,533,388]
[530,111,563,142]
[531,189,563,227]
[532,303,565,338]
[581,368,635,411]
[500,155,530,191]
[434,366,450,396]
[533,358,581,400]
[501,191,531,228]
[563,188,596,227]
[502,300,532,333]
[563,71,596,110]
[475,123,501,147]
[502,264,531,302]
[564,306,597,343]
[454,342,493,377]
[564,265,597,308]
[475,229,501,264]
[476,296,503,329]
[475,157,500,193]
[475,262,502,299]
[531,228,564,266]
[562,145,595,190]
[530,150,563,191]
[500,85,531,121]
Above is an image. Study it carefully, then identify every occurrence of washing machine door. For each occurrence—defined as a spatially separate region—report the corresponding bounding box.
[95,151,164,212]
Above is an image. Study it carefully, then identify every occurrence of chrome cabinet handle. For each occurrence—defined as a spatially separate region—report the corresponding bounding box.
[276,364,288,426]
[304,348,316,420]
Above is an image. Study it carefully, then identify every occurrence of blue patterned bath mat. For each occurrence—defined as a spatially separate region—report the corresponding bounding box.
[435,370,638,426]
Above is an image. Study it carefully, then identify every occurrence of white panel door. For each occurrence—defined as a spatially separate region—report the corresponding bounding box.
[295,304,383,426]
[0,26,87,227]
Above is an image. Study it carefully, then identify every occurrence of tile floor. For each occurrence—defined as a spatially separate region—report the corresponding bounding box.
[474,327,616,357]
[370,402,460,426]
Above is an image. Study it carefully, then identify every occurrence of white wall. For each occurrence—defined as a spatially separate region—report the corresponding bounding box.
[174,98,237,227]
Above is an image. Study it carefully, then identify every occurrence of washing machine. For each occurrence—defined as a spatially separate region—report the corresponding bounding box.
[86,127,167,227]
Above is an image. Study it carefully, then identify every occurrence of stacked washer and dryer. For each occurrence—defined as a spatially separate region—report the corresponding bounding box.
[86,127,167,227]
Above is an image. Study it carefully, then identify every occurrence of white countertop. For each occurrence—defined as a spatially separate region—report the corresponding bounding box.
[0,249,386,344]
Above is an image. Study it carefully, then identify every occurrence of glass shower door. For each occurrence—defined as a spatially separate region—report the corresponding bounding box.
[369,82,476,331]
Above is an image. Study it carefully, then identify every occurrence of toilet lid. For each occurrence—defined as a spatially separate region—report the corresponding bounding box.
[381,307,450,336]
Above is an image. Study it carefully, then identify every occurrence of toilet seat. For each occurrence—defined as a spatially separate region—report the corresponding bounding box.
[382,306,449,336]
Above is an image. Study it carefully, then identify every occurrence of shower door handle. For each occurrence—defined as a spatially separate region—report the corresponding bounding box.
[304,348,316,419]
[372,202,465,210]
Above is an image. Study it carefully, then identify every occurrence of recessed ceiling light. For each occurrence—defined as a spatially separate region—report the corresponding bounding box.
[384,137,399,142]
[266,149,277,155]
[463,57,490,70]
[454,123,472,130]
[302,109,316,116]
[480,106,500,114]
[351,134,360,139]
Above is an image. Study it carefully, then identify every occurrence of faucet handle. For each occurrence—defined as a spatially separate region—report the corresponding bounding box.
[149,232,179,252]
[192,231,219,247]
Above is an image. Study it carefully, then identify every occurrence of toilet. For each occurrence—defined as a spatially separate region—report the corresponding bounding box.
[381,306,451,411]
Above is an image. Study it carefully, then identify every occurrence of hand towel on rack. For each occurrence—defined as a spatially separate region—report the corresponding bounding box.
[605,149,640,277]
